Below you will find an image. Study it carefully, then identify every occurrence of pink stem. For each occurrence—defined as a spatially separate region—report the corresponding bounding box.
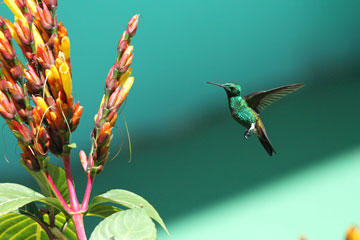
[45,171,72,213]
[72,213,87,240]
[62,155,80,211]
[80,174,94,212]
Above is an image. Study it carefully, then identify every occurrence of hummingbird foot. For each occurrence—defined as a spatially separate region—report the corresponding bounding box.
[244,131,251,139]
[244,123,256,140]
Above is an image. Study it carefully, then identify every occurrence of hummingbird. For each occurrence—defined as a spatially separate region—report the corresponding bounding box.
[207,82,304,156]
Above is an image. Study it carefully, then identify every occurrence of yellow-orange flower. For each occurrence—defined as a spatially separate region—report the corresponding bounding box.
[59,62,72,100]
[4,0,26,22]
[60,36,70,61]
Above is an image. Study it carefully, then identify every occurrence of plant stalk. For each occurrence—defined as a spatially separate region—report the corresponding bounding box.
[81,174,94,212]
[72,213,87,240]
[45,171,72,213]
[62,155,80,211]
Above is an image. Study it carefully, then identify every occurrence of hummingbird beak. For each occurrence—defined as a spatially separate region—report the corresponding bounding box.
[206,82,226,88]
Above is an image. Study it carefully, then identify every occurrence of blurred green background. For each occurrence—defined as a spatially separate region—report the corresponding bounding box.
[1,0,360,239]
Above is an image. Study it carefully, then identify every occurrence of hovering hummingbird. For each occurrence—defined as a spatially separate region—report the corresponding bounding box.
[207,82,304,156]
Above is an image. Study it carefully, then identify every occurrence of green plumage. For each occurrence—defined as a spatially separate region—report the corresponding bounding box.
[207,82,304,156]
[229,96,256,129]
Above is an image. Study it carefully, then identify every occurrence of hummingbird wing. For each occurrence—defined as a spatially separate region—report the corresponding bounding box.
[244,83,304,114]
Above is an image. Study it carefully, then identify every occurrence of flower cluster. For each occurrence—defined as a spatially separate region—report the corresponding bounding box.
[79,14,139,175]
[347,226,360,240]
[0,0,82,170]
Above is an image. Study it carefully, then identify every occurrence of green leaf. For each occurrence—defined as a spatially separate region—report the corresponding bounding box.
[22,161,70,204]
[0,183,44,216]
[67,143,77,149]
[41,197,71,218]
[89,189,168,235]
[86,204,122,218]
[19,202,43,221]
[0,212,50,239]
[43,211,76,240]
[90,208,156,240]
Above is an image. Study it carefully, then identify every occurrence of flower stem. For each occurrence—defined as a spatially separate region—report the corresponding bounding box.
[72,213,87,240]
[62,155,80,211]
[80,174,94,212]
[45,171,72,213]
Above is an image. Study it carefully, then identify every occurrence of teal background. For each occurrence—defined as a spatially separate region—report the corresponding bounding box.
[1,0,360,239]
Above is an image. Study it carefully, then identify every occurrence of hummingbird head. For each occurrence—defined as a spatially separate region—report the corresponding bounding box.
[206,82,242,96]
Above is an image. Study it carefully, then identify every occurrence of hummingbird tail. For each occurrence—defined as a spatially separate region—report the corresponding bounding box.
[256,123,276,156]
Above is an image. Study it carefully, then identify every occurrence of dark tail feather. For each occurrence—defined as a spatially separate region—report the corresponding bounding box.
[256,125,276,156]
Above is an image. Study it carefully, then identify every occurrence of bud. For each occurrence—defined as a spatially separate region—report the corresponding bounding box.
[0,37,15,61]
[37,2,53,30]
[97,122,112,146]
[24,64,44,93]
[18,108,32,121]
[14,19,32,45]
[107,85,120,109]
[70,102,83,131]
[15,0,26,9]
[10,65,23,80]
[36,45,51,69]
[7,79,25,101]
[113,76,134,110]
[44,0,57,11]
[0,91,17,119]
[117,36,128,53]
[0,17,12,42]
[127,14,140,38]
[0,78,7,91]
[12,120,33,144]
[117,45,133,73]
[79,150,87,172]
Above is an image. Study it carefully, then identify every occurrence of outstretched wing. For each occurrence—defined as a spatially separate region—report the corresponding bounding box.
[244,83,304,114]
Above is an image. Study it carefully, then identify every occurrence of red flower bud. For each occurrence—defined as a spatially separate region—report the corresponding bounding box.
[117,37,128,53]
[0,38,15,61]
[10,65,23,81]
[107,85,120,109]
[0,92,17,119]
[37,3,53,30]
[0,77,7,92]
[14,19,32,46]
[127,14,140,38]
[25,64,44,93]
[15,0,26,9]
[117,45,133,73]
[44,0,57,10]
[7,79,24,101]
[12,120,33,144]
[70,102,83,131]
